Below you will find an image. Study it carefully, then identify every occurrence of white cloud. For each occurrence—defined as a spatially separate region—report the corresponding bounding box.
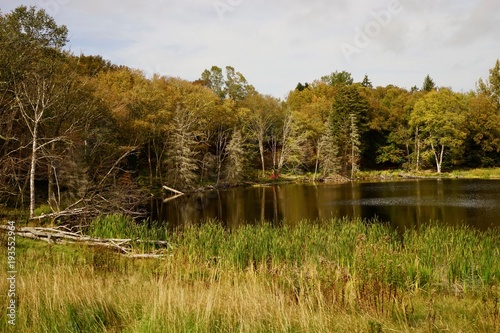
[3,0,500,96]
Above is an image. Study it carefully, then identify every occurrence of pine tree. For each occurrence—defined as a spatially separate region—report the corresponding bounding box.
[225,130,245,184]
[167,108,198,190]
[422,74,436,92]
[318,124,340,178]
[349,114,361,179]
[361,74,373,88]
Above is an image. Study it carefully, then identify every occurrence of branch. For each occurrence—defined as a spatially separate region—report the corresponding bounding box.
[0,224,171,258]
[162,185,184,196]
[97,146,138,188]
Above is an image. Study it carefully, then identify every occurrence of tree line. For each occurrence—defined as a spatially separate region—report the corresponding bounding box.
[1,6,499,218]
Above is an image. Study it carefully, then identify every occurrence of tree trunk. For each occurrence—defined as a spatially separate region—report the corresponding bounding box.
[258,133,266,178]
[415,126,420,172]
[29,121,38,218]
[430,141,444,173]
[313,141,321,183]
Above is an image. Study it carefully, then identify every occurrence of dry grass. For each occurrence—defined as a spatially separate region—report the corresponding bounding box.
[1,217,499,332]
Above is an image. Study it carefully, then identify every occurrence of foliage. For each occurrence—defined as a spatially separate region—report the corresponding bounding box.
[321,70,354,86]
[422,74,436,92]
[410,88,468,172]
[1,5,500,217]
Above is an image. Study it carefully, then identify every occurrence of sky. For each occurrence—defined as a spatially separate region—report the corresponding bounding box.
[2,0,499,98]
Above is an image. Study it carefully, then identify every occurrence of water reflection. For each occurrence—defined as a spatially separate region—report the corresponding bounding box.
[152,179,500,230]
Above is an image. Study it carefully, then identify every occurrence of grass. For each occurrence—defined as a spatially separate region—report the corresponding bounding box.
[451,168,500,179]
[357,167,500,180]
[1,217,499,332]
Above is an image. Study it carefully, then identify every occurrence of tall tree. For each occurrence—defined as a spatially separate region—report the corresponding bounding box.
[330,85,368,176]
[225,66,252,101]
[199,65,253,101]
[410,89,467,173]
[225,129,246,184]
[269,107,304,176]
[1,6,69,217]
[422,74,436,92]
[200,66,226,99]
[478,59,500,110]
[361,74,373,88]
[241,93,278,177]
[321,70,354,86]
[318,121,340,178]
[464,92,500,166]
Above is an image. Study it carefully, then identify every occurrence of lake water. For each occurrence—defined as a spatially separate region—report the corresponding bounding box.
[152,179,500,230]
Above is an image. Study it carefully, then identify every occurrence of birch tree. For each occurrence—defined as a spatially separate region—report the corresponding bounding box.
[410,89,467,173]
[242,93,278,178]
[1,6,69,217]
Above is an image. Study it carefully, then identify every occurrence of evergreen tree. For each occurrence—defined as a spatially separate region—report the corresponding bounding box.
[225,130,245,184]
[330,85,368,176]
[422,74,436,92]
[318,122,340,178]
[361,74,373,88]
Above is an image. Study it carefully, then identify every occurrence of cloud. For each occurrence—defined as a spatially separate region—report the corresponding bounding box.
[3,0,499,96]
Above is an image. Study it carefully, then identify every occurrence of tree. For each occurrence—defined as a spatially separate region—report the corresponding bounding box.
[167,107,199,190]
[225,130,245,184]
[199,65,253,101]
[330,85,368,176]
[269,107,304,176]
[422,74,436,92]
[318,122,340,178]
[295,82,309,91]
[241,93,278,177]
[225,66,252,101]
[200,66,226,99]
[478,59,500,110]
[1,6,69,217]
[349,113,361,178]
[361,74,373,88]
[364,85,413,169]
[321,70,354,86]
[464,92,500,166]
[410,89,467,173]
[286,81,338,178]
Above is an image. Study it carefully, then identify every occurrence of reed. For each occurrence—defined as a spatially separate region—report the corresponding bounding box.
[1,217,498,332]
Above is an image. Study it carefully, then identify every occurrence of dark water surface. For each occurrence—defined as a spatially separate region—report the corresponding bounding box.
[153,179,500,229]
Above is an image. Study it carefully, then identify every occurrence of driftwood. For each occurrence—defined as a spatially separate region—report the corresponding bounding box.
[0,224,171,259]
[162,185,184,195]
[163,193,184,203]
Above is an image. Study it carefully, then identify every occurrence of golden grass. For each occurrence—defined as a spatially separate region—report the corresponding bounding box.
[1,218,499,332]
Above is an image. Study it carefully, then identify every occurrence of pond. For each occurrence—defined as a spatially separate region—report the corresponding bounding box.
[152,179,500,230]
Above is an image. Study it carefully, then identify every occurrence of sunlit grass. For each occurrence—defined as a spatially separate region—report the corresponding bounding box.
[451,167,500,179]
[357,167,500,180]
[1,217,499,332]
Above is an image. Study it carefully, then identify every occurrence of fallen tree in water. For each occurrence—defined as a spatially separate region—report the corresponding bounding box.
[0,224,171,258]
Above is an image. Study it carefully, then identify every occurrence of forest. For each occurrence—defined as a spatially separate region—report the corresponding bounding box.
[1,6,500,220]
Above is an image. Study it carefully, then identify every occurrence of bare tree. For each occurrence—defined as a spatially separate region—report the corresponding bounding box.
[225,129,245,184]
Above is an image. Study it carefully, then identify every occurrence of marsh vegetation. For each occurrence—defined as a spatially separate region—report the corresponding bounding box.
[1,216,498,332]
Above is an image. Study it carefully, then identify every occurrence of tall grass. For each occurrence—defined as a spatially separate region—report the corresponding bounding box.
[1,217,498,332]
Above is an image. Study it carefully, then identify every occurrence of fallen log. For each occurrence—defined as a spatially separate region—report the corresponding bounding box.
[162,185,184,195]
[0,224,171,258]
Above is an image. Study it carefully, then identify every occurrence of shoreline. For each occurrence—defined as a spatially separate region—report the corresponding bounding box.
[192,167,500,192]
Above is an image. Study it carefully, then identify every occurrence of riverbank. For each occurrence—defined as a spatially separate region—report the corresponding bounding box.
[218,167,500,189]
[355,167,500,181]
[1,217,498,332]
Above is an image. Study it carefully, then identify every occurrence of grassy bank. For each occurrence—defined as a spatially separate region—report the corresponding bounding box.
[356,167,500,180]
[1,217,499,332]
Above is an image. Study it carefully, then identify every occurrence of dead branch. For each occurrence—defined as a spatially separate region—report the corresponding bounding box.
[163,193,184,203]
[0,224,171,258]
[162,185,184,195]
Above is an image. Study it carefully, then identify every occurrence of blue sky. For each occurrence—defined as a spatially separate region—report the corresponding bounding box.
[2,0,499,98]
